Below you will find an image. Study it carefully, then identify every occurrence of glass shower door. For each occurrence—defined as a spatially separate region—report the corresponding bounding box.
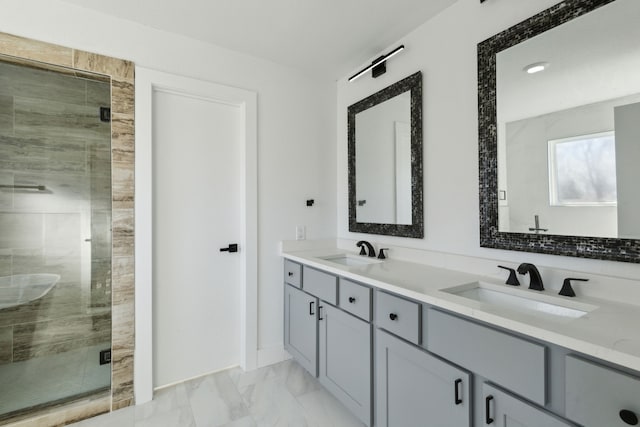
[0,56,112,421]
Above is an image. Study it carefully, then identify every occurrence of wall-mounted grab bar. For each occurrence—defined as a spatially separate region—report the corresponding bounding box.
[0,184,46,191]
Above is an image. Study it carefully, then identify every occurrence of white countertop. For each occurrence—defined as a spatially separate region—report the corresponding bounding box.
[283,247,640,373]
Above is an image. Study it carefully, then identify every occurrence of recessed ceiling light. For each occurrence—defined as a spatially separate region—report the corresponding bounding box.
[523,62,549,74]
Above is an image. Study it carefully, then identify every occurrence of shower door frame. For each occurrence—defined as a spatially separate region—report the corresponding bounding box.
[0,32,135,425]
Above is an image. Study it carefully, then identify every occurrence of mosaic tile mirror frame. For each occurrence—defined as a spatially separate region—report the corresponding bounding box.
[477,0,640,263]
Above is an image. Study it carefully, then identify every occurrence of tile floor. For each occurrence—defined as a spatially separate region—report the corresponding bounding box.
[70,359,365,427]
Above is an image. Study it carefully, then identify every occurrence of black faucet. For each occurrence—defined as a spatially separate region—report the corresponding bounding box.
[517,263,544,291]
[497,265,520,286]
[356,240,376,257]
[559,278,588,297]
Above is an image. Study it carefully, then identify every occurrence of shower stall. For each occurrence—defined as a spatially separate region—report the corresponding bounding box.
[0,56,113,421]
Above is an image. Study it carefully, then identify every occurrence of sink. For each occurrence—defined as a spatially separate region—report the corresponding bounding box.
[442,282,597,318]
[319,254,383,267]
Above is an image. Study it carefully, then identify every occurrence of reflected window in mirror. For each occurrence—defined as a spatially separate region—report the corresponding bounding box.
[479,0,640,262]
[548,132,617,208]
[348,71,423,238]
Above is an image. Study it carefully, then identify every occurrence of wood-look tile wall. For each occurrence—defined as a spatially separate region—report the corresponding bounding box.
[0,32,135,425]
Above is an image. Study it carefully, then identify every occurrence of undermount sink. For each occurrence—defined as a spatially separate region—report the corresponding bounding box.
[442,281,597,319]
[319,254,383,267]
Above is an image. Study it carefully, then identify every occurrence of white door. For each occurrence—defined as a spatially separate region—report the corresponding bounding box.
[152,88,242,388]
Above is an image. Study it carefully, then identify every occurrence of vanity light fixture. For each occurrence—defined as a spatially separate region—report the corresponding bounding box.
[523,62,549,74]
[348,45,405,82]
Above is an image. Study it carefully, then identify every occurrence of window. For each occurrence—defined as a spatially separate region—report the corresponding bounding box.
[548,131,617,206]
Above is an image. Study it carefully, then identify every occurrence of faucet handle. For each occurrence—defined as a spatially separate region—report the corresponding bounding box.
[359,245,367,256]
[559,278,588,297]
[378,248,389,260]
[498,265,520,286]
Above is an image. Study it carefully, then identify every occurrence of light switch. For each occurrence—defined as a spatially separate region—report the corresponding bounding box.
[296,225,306,240]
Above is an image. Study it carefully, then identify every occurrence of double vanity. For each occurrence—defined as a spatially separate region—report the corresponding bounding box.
[282,247,640,427]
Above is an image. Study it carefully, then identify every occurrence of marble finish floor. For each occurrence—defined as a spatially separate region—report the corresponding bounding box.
[70,359,365,427]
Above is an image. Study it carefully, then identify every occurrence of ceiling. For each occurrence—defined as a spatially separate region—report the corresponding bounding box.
[497,0,640,123]
[58,0,457,80]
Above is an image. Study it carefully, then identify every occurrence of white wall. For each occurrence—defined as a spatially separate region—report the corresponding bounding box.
[337,0,640,280]
[0,0,336,365]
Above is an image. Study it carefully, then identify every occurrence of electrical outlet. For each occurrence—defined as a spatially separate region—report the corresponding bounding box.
[296,225,306,240]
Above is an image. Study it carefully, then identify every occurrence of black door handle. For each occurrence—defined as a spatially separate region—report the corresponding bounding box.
[309,301,315,316]
[220,243,238,253]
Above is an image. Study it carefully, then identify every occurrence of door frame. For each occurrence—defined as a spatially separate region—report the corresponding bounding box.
[134,67,258,404]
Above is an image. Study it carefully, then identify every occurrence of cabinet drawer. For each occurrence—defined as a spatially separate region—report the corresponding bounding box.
[566,355,640,427]
[339,278,372,321]
[427,309,546,405]
[284,260,302,288]
[303,267,337,305]
[376,291,421,345]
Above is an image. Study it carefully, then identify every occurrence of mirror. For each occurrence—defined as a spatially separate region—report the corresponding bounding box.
[479,0,640,262]
[348,72,423,238]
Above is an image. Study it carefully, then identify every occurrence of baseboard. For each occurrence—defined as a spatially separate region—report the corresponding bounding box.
[257,346,291,368]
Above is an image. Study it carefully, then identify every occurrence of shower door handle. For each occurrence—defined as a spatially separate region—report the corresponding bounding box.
[220,244,239,253]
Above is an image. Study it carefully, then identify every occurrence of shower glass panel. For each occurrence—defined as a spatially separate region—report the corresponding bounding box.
[0,56,112,421]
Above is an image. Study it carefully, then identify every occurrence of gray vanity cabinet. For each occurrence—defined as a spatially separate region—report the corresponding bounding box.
[319,304,372,426]
[284,284,318,376]
[482,383,577,427]
[565,355,640,427]
[283,263,373,425]
[376,329,472,427]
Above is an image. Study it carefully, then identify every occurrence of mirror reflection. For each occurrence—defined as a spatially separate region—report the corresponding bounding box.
[496,0,640,239]
[355,91,411,225]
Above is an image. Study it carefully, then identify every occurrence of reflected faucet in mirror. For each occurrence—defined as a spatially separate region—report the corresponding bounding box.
[528,215,548,234]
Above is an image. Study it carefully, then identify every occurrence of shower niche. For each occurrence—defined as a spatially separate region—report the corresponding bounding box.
[0,33,135,426]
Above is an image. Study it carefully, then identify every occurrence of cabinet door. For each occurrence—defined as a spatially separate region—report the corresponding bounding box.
[482,383,576,427]
[566,355,640,427]
[319,304,372,426]
[284,284,318,376]
[376,329,472,427]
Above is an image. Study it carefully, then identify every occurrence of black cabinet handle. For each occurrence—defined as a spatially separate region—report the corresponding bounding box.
[349,297,356,303]
[389,313,398,321]
[485,395,494,424]
[288,271,294,277]
[309,301,315,316]
[319,306,324,320]
[620,409,639,425]
[454,379,462,405]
